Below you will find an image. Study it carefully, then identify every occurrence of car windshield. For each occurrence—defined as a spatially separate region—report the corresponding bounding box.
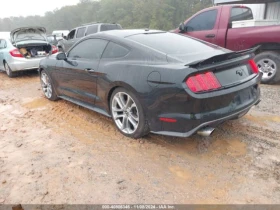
[127,32,226,55]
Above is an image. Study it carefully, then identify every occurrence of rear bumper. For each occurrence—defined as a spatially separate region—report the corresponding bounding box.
[151,98,260,137]
[149,74,261,138]
[9,57,45,72]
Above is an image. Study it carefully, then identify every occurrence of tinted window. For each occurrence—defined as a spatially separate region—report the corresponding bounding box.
[186,10,217,31]
[68,30,76,40]
[230,7,253,22]
[86,25,98,35]
[100,24,122,31]
[102,42,129,59]
[0,40,6,49]
[127,32,225,55]
[76,27,86,38]
[68,39,108,60]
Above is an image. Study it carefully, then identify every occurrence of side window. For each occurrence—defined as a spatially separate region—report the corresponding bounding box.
[0,40,6,49]
[186,9,218,31]
[86,25,98,35]
[102,42,129,59]
[230,7,253,22]
[68,39,108,60]
[100,24,122,31]
[68,30,76,40]
[76,27,86,38]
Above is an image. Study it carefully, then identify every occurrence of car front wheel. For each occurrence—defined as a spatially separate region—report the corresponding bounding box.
[40,70,58,101]
[110,88,149,139]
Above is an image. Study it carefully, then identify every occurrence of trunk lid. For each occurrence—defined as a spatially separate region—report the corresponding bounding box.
[10,27,47,45]
[188,47,259,88]
[184,47,260,93]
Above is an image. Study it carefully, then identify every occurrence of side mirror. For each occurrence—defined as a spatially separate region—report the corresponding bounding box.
[56,52,67,60]
[179,23,185,32]
[63,36,67,40]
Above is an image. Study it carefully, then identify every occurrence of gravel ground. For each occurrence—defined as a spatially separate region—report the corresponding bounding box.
[0,70,279,204]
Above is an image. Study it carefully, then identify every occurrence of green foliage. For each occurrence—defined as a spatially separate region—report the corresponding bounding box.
[0,0,213,33]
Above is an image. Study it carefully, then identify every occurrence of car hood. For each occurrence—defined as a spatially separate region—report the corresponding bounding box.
[10,27,47,44]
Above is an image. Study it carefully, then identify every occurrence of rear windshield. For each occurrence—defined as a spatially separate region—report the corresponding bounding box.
[230,7,254,22]
[127,32,222,55]
[100,24,122,31]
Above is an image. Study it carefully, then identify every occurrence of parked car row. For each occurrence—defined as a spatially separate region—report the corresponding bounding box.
[0,23,121,77]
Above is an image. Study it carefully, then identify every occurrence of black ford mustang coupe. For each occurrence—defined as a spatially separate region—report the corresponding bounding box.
[39,29,261,138]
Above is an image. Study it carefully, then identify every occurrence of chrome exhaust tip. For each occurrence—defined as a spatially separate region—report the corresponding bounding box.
[197,127,215,137]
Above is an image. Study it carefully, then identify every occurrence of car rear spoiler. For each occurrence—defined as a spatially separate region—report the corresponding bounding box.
[187,46,260,69]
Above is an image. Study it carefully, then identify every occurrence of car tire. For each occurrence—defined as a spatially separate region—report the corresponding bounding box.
[4,62,16,78]
[110,87,149,139]
[255,51,280,84]
[40,70,58,101]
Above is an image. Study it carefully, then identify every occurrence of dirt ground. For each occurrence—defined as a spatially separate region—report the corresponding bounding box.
[0,70,279,204]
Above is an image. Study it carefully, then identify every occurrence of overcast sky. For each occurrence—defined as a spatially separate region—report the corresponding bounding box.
[0,0,80,18]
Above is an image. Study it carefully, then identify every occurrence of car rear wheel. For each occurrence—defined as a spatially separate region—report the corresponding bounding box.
[40,70,58,101]
[110,88,149,139]
[4,62,16,78]
[255,51,280,84]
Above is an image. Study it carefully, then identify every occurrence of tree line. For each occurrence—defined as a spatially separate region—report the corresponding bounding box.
[0,0,213,34]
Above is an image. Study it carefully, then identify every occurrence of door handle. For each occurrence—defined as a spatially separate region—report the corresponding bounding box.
[85,68,95,73]
[205,34,215,38]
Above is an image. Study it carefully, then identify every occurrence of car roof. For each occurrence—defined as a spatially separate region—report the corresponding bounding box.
[89,29,165,39]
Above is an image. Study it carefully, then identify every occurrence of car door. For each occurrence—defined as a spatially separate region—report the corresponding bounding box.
[53,38,109,105]
[95,41,130,109]
[63,29,77,52]
[183,9,218,44]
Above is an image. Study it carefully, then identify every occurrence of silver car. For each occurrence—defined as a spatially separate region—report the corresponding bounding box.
[0,27,58,78]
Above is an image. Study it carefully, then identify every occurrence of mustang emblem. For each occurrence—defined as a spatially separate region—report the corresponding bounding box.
[236,69,243,76]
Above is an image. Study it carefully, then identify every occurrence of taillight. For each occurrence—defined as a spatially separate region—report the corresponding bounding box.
[186,71,221,93]
[9,49,23,58]
[249,59,259,74]
[52,45,58,54]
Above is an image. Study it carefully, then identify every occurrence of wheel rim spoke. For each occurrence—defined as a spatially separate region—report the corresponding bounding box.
[128,116,138,129]
[115,95,125,110]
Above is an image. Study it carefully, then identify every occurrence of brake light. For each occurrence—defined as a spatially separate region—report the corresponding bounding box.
[249,59,259,74]
[52,45,58,54]
[9,49,23,58]
[186,71,221,93]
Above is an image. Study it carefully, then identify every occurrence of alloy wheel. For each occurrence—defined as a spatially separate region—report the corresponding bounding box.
[111,92,139,134]
[40,72,53,99]
[257,58,277,81]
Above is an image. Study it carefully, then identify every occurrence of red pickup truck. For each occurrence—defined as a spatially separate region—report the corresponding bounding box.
[175,5,280,84]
